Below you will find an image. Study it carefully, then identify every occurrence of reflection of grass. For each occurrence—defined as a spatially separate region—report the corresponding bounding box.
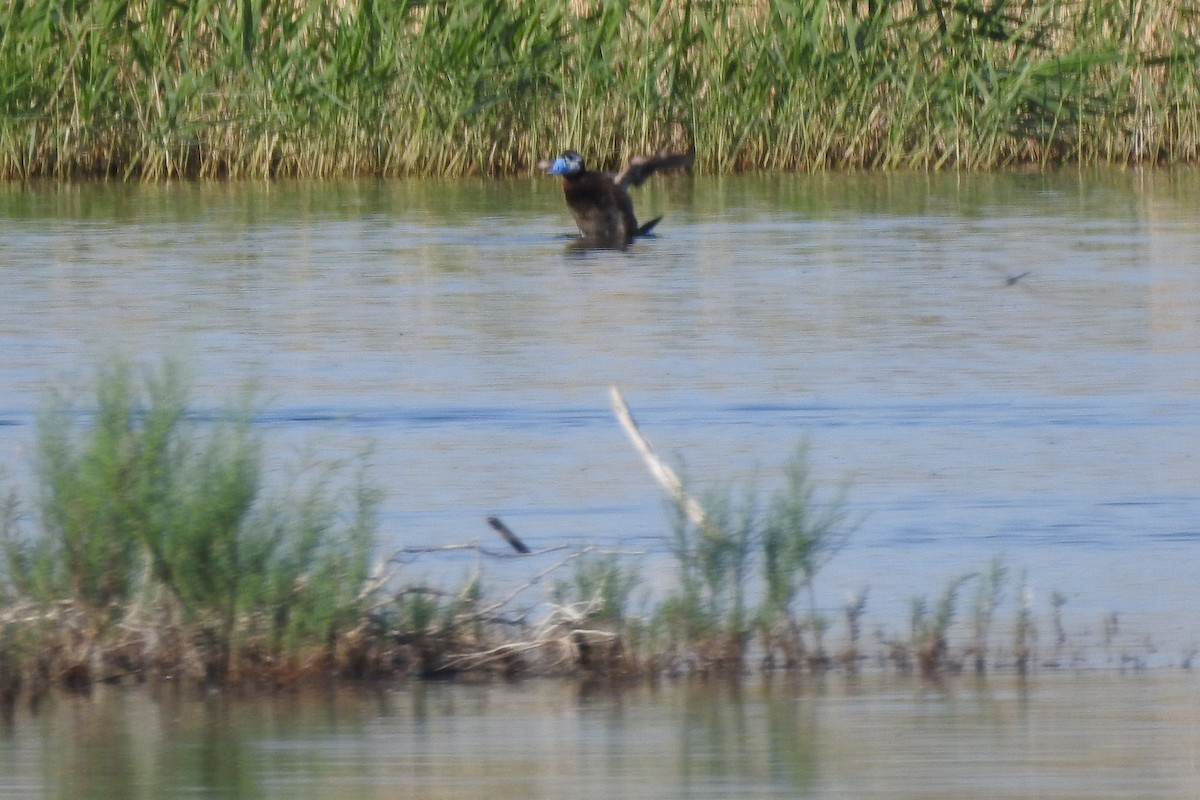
[1,0,1197,178]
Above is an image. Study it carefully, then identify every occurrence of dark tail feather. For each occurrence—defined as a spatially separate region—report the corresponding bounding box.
[635,216,663,237]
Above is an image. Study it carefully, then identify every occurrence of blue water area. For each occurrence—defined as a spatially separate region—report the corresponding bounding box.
[1,171,1198,652]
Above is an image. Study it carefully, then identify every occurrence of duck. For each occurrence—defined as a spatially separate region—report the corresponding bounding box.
[543,149,693,246]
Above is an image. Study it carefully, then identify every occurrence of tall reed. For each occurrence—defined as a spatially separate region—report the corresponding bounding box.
[1,0,1196,179]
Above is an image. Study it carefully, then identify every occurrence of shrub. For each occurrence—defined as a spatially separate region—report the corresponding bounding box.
[0,357,379,685]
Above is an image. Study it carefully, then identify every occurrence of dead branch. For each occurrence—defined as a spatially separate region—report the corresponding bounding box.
[470,547,594,622]
[609,386,707,527]
[445,596,621,672]
[391,541,568,559]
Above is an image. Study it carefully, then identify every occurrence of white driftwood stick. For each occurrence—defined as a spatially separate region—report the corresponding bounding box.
[608,386,707,528]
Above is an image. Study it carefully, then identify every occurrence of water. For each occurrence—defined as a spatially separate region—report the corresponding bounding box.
[1,170,1199,652]
[2,674,1200,799]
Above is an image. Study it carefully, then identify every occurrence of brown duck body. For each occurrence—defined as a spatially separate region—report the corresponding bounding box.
[562,171,646,243]
[545,150,692,246]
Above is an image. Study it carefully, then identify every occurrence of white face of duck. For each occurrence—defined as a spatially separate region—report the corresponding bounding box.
[547,150,584,176]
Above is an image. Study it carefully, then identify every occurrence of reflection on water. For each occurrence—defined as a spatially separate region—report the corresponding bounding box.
[1,171,1199,644]
[1,675,1199,799]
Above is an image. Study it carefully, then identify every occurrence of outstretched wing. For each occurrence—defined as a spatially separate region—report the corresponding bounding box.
[615,151,694,190]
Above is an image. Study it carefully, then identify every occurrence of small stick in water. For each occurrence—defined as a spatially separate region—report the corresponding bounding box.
[487,516,531,554]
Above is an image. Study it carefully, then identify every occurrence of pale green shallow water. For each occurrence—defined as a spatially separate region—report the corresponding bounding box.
[3,170,1198,645]
[2,673,1199,799]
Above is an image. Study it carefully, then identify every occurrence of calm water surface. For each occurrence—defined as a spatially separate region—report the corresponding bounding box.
[2,674,1200,799]
[1,170,1199,647]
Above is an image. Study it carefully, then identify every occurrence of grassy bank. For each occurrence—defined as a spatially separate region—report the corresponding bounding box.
[1,0,1197,180]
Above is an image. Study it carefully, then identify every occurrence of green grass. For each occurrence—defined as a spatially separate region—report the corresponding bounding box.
[1,357,380,687]
[0,0,1197,179]
[653,443,855,674]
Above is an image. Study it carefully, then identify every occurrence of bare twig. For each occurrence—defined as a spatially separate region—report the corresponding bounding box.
[445,596,621,671]
[389,541,568,560]
[445,638,557,670]
[470,547,594,622]
[358,541,568,604]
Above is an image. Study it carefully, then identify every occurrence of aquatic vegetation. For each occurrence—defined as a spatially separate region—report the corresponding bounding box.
[1050,590,1069,652]
[839,588,869,669]
[969,554,1008,674]
[610,389,856,674]
[895,562,1033,678]
[0,0,1197,179]
[659,478,758,673]
[759,442,854,668]
[1013,571,1036,675]
[399,549,650,679]
[553,550,642,629]
[645,442,857,675]
[0,357,380,689]
[873,561,1083,678]
[0,365,1176,704]
[542,552,646,675]
[386,572,494,678]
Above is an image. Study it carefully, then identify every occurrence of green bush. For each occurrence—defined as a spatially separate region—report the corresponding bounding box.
[1,357,379,684]
[662,442,855,672]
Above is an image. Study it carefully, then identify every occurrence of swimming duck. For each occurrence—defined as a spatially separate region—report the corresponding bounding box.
[543,149,692,246]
